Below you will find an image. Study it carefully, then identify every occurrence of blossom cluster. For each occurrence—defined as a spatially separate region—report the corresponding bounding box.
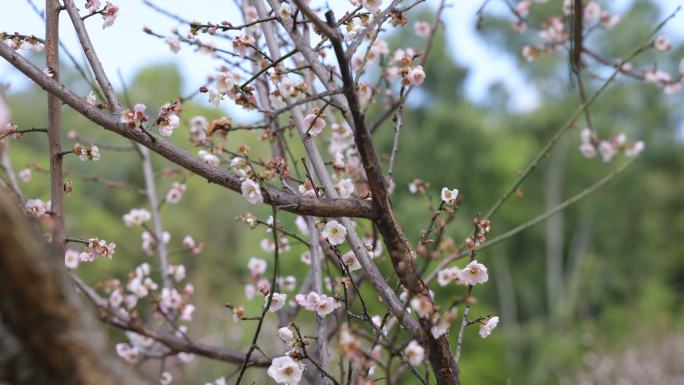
[579,128,644,162]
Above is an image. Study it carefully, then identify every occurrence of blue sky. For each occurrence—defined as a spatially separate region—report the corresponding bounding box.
[1,0,682,118]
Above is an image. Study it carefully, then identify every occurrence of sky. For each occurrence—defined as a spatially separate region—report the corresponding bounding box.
[1,0,683,119]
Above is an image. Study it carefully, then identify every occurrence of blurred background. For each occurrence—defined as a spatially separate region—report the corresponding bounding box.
[1,0,683,384]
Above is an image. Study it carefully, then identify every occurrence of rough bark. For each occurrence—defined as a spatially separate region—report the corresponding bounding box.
[0,189,149,385]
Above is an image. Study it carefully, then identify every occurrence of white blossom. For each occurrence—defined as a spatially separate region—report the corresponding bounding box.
[336,178,355,199]
[404,340,425,367]
[440,187,459,205]
[322,220,346,245]
[241,178,263,204]
[122,208,151,227]
[267,356,304,385]
[479,316,500,338]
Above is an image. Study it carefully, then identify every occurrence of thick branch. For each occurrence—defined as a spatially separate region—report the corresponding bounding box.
[63,0,122,113]
[325,11,459,385]
[46,0,65,256]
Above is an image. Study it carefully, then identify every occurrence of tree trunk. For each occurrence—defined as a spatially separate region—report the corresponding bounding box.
[0,189,149,385]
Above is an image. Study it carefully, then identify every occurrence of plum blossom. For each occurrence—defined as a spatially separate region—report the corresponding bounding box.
[295,216,309,234]
[160,372,173,385]
[407,65,426,86]
[440,187,459,205]
[160,288,183,313]
[410,295,433,318]
[479,316,500,338]
[279,276,297,291]
[279,326,294,344]
[141,230,169,255]
[322,220,346,245]
[199,150,220,166]
[266,292,287,312]
[414,21,431,38]
[598,140,618,162]
[303,111,326,136]
[580,143,597,158]
[295,292,340,317]
[102,2,119,29]
[85,91,97,106]
[165,36,181,53]
[461,260,489,285]
[116,343,140,364]
[298,180,317,198]
[81,238,116,261]
[404,340,425,367]
[232,33,255,57]
[230,156,250,178]
[362,0,382,13]
[109,289,123,308]
[165,182,187,204]
[356,82,372,104]
[159,114,179,136]
[65,249,80,269]
[277,3,291,19]
[314,295,340,316]
[85,0,101,12]
[167,264,186,282]
[260,237,290,253]
[437,266,463,286]
[267,356,304,385]
[119,103,148,128]
[625,141,645,157]
[341,250,361,271]
[208,88,222,106]
[189,116,208,143]
[241,178,263,204]
[182,235,204,255]
[19,39,44,52]
[25,198,47,218]
[583,2,601,21]
[122,208,151,227]
[431,309,458,339]
[522,45,539,62]
[179,304,195,322]
[73,143,100,161]
[600,11,620,29]
[654,34,671,52]
[248,257,267,277]
[335,178,355,199]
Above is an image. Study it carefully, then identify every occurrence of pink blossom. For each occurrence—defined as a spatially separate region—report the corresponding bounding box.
[85,0,101,13]
[461,260,488,285]
[102,2,119,29]
[160,288,182,313]
[625,141,645,157]
[248,257,267,277]
[598,140,617,162]
[65,249,80,269]
[579,143,597,158]
[165,182,187,204]
[407,65,426,86]
[303,112,326,136]
[267,292,287,312]
[164,36,181,53]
